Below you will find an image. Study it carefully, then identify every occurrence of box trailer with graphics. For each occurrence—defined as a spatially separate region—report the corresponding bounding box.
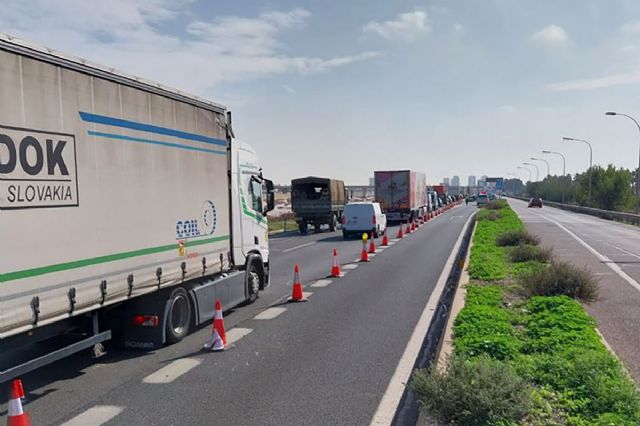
[374,170,427,223]
[0,35,274,381]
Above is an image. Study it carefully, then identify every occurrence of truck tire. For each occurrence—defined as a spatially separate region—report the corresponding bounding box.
[329,214,337,232]
[299,223,307,234]
[314,223,321,232]
[246,258,262,304]
[165,287,192,344]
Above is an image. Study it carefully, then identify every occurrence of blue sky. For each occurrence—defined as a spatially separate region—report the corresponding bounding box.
[3,0,640,184]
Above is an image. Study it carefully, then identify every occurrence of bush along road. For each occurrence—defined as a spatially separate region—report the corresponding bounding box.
[411,200,640,426]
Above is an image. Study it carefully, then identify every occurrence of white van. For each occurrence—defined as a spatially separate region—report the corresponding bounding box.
[342,202,387,239]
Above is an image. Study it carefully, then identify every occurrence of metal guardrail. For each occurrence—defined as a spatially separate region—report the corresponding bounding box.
[507,196,640,226]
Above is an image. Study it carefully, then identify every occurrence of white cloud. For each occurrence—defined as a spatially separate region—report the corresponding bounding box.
[363,11,428,40]
[546,72,640,91]
[0,1,378,97]
[531,25,570,47]
[622,19,640,34]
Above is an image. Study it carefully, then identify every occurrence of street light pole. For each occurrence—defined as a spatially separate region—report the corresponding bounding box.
[517,166,532,183]
[531,157,550,178]
[563,136,593,206]
[543,150,567,203]
[523,162,539,181]
[605,111,640,196]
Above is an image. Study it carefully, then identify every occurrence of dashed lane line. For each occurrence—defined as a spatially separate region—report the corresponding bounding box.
[311,279,333,288]
[143,358,202,384]
[253,307,287,320]
[281,241,317,253]
[61,406,124,426]
[226,327,253,345]
[343,264,359,270]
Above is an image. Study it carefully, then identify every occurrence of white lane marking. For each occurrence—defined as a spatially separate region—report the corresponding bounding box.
[227,327,253,345]
[368,253,377,258]
[534,212,640,294]
[282,241,317,253]
[61,406,124,426]
[580,233,640,261]
[377,246,388,251]
[311,279,333,288]
[253,307,287,320]
[342,264,359,270]
[143,358,202,384]
[370,211,476,426]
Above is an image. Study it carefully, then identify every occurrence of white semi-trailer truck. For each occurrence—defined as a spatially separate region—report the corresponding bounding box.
[0,34,274,382]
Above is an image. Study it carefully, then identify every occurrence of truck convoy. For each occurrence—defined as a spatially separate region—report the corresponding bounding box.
[0,35,274,382]
[291,177,346,233]
[374,170,427,223]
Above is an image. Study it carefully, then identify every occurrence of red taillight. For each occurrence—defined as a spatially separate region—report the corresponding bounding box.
[133,315,159,327]
[372,215,377,225]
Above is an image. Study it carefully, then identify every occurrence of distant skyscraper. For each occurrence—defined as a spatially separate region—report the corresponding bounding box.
[468,175,476,187]
[452,176,460,187]
[443,177,450,186]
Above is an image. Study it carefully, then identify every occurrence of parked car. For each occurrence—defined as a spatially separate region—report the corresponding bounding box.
[477,193,489,207]
[342,202,387,239]
[528,198,543,208]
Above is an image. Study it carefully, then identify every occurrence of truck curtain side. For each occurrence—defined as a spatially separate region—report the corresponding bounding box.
[0,35,273,382]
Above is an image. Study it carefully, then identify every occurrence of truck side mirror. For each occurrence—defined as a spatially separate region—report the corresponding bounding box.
[263,179,275,214]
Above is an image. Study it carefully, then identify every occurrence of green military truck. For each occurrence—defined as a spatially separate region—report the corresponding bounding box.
[291,177,346,233]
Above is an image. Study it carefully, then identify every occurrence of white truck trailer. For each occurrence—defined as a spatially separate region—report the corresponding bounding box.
[0,34,274,382]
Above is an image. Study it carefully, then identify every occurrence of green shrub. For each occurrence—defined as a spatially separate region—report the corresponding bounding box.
[496,229,540,247]
[486,210,502,221]
[465,285,504,307]
[519,262,598,302]
[509,244,553,263]
[486,199,509,210]
[412,355,532,426]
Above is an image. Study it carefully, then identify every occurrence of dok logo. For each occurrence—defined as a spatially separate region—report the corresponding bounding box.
[0,125,78,210]
[176,201,217,239]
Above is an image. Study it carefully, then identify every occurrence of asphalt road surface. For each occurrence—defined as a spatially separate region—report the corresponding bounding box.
[510,198,640,381]
[1,205,475,426]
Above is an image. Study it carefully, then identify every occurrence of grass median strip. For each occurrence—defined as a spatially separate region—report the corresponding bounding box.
[412,200,640,426]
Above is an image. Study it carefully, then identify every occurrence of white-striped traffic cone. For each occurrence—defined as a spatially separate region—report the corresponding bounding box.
[6,379,29,426]
[203,299,226,351]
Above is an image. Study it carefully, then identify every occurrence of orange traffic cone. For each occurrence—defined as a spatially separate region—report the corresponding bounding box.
[397,224,404,239]
[411,221,416,231]
[360,236,369,262]
[204,299,226,351]
[368,234,376,254]
[330,249,343,277]
[382,229,389,246]
[405,222,411,234]
[6,379,28,426]
[290,264,305,302]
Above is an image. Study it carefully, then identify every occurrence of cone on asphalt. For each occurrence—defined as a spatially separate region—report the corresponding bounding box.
[204,299,226,351]
[411,221,416,231]
[330,249,343,277]
[397,223,404,239]
[368,234,376,254]
[382,229,389,246]
[360,235,369,262]
[6,379,28,426]
[290,264,306,302]
[405,221,411,234]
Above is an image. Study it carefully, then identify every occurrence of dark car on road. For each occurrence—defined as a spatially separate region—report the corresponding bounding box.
[528,197,543,208]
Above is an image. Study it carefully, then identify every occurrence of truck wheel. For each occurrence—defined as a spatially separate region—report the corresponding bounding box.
[246,259,261,304]
[299,223,307,234]
[314,223,321,232]
[329,215,337,232]
[165,287,192,344]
